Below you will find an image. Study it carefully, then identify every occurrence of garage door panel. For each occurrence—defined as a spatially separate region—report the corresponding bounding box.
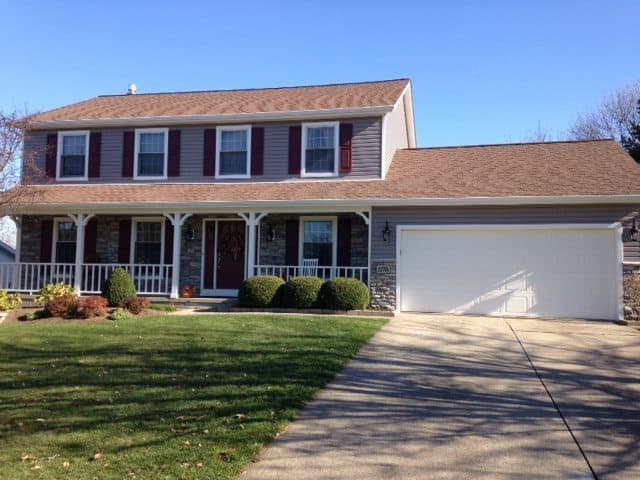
[398,227,620,320]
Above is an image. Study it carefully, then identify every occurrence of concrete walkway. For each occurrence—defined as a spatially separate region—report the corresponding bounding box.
[242,314,640,480]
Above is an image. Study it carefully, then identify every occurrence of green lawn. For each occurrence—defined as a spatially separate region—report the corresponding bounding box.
[0,314,386,479]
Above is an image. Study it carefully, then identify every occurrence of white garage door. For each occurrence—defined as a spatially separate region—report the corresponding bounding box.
[398,225,621,320]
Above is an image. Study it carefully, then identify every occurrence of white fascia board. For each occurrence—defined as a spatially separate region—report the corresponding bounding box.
[7,194,640,216]
[31,106,393,130]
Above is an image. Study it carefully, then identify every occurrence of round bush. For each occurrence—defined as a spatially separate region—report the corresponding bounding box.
[238,276,285,307]
[281,276,324,309]
[319,278,370,310]
[103,268,137,307]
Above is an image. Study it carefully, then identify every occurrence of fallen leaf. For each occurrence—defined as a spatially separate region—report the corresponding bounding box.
[92,450,104,461]
[21,453,31,462]
[234,413,246,420]
[63,461,70,468]
[196,462,203,467]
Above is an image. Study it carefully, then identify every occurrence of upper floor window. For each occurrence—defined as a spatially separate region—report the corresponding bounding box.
[301,122,339,177]
[57,131,89,180]
[216,125,251,178]
[134,128,168,179]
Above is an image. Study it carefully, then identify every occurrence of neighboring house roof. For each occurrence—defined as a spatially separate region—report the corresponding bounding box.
[0,240,15,258]
[29,79,410,126]
[6,140,640,211]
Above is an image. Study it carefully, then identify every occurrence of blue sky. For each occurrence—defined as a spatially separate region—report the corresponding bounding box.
[1,0,638,146]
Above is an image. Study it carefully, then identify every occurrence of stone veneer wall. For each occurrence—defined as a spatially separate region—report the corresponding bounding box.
[623,265,640,320]
[369,261,396,310]
[258,213,369,267]
[180,215,203,295]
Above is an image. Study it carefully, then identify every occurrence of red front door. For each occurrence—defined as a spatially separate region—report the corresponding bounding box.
[216,221,246,290]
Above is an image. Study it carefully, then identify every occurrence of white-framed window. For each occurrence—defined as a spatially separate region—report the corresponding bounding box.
[301,122,339,177]
[299,216,337,267]
[53,218,77,263]
[57,131,89,180]
[134,128,168,179]
[215,125,252,178]
[131,218,165,264]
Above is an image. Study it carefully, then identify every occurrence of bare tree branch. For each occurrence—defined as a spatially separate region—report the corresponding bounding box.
[0,110,44,211]
[568,80,640,142]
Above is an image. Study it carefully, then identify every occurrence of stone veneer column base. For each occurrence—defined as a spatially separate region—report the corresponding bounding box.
[369,261,396,311]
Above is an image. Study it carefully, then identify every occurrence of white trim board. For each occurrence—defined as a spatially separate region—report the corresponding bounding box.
[10,194,640,216]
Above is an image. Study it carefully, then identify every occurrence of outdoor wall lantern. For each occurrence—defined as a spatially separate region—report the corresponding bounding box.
[382,221,391,242]
[185,226,195,242]
[629,218,639,242]
[266,224,276,242]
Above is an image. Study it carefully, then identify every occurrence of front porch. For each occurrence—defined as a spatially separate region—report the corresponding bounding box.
[3,210,370,297]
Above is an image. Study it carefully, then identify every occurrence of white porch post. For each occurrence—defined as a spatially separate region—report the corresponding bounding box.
[10,216,22,289]
[69,213,94,293]
[239,212,267,278]
[164,213,192,299]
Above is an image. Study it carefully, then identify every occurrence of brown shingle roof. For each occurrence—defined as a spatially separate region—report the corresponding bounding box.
[30,79,409,123]
[8,140,640,210]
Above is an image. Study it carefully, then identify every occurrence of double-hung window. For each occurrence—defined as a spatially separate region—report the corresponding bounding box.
[301,122,339,177]
[300,217,337,267]
[216,126,251,178]
[135,128,168,179]
[133,220,164,264]
[57,131,89,180]
[54,219,77,263]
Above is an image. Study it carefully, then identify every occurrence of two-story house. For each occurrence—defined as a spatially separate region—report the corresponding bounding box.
[3,79,640,320]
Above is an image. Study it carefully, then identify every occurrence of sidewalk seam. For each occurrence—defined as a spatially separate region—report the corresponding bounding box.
[505,319,598,480]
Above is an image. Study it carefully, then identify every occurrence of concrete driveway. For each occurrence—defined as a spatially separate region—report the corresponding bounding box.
[242,314,640,480]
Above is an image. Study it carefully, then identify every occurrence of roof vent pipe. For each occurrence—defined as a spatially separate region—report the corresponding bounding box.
[127,83,137,95]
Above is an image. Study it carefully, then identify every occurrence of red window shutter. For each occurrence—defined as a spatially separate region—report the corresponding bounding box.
[339,123,353,174]
[251,127,264,176]
[203,128,216,176]
[168,130,181,177]
[88,132,101,178]
[84,219,98,261]
[337,218,352,266]
[203,222,215,289]
[118,220,131,263]
[285,219,299,265]
[164,222,174,264]
[45,134,57,178]
[288,126,301,175]
[122,131,135,177]
[40,219,53,262]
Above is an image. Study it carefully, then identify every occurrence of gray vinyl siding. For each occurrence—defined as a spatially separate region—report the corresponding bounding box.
[24,118,382,184]
[371,205,639,262]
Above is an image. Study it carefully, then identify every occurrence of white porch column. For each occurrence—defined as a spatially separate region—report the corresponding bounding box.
[164,213,192,299]
[238,212,267,278]
[68,213,94,293]
[10,215,22,289]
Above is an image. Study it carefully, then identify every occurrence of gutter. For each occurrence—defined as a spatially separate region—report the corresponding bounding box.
[30,106,393,130]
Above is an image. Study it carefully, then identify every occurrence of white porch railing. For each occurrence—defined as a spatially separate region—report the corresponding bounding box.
[253,265,369,285]
[82,264,172,295]
[0,262,171,295]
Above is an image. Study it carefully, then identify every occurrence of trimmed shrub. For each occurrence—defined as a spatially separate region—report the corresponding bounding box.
[79,296,109,318]
[45,293,80,318]
[103,268,137,307]
[238,276,285,307]
[35,283,76,306]
[0,291,22,311]
[123,297,150,315]
[281,276,324,309]
[319,278,370,310]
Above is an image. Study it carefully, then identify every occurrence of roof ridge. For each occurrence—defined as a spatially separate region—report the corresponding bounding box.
[96,78,411,98]
[402,138,616,150]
